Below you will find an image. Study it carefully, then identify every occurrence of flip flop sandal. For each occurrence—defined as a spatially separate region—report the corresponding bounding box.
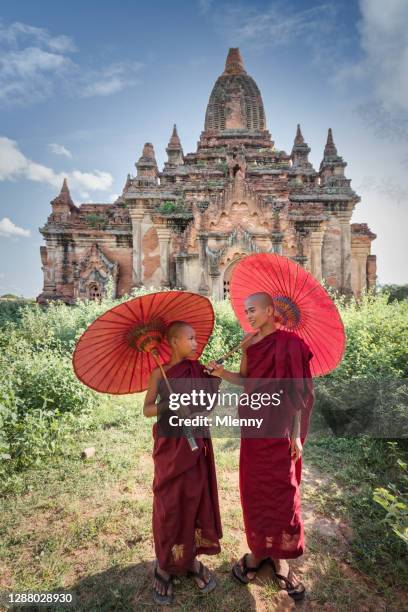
[187,560,216,594]
[270,560,306,601]
[232,553,266,585]
[153,561,173,606]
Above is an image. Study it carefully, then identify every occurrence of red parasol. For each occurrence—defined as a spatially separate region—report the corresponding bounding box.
[229,253,345,376]
[72,291,214,394]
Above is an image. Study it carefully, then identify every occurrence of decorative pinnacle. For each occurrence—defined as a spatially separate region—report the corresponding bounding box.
[168,124,182,149]
[324,128,338,157]
[223,48,247,75]
[52,177,76,209]
[60,177,69,194]
[294,124,304,145]
[141,142,156,160]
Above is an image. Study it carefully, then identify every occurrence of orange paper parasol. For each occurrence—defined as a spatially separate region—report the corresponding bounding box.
[229,253,345,376]
[72,291,214,394]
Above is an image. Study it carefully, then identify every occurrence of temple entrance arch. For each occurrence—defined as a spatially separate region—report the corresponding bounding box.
[223,256,245,299]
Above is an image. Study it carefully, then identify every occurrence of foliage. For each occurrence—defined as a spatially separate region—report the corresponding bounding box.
[380,283,408,303]
[316,291,408,437]
[158,201,177,214]
[202,299,242,369]
[0,286,153,492]
[0,299,35,329]
[85,213,108,229]
[373,446,408,545]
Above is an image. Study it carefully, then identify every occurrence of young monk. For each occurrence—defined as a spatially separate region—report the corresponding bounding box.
[144,320,222,605]
[207,293,314,601]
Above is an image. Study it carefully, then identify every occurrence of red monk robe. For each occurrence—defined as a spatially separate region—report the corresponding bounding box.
[152,358,222,575]
[239,329,314,560]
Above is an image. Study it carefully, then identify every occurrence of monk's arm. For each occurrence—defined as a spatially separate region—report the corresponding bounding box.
[206,349,247,386]
[143,369,161,417]
[291,410,301,438]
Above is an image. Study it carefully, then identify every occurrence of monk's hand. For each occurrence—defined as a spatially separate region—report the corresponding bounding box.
[290,436,303,462]
[205,360,225,377]
[177,404,191,419]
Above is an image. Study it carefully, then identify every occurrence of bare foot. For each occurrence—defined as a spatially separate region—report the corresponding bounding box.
[189,557,211,589]
[238,552,264,580]
[153,561,173,598]
[272,558,304,593]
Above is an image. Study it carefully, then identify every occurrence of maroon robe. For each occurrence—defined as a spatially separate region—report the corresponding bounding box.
[152,359,222,574]
[239,329,314,559]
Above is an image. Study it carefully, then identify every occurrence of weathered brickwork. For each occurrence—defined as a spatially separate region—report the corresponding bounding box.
[37,48,376,304]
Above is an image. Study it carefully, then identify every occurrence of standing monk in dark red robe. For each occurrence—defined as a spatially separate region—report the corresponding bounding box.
[207,293,313,601]
[144,321,222,605]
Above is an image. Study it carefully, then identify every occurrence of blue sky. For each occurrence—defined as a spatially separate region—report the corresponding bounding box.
[0,0,407,296]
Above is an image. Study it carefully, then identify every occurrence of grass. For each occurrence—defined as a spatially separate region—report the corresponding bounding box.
[1,396,407,611]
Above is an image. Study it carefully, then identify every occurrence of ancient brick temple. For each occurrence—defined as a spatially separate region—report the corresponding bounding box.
[37,48,376,304]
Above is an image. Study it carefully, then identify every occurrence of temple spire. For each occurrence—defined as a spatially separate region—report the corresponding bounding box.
[169,124,181,147]
[323,128,338,159]
[52,178,75,207]
[319,127,348,184]
[136,142,158,182]
[60,177,70,195]
[50,177,77,213]
[165,124,184,166]
[223,48,247,75]
[291,124,311,169]
[294,124,304,145]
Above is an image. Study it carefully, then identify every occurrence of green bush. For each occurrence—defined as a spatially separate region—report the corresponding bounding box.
[0,332,98,489]
[202,299,242,369]
[373,442,408,546]
[380,283,408,303]
[316,291,408,436]
[0,299,35,329]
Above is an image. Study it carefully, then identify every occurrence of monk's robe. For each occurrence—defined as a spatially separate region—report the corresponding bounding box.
[152,358,222,575]
[239,329,314,559]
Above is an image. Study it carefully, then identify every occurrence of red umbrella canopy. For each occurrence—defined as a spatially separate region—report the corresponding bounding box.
[72,291,214,394]
[230,253,345,377]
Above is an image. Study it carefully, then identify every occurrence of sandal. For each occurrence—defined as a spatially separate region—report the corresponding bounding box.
[187,560,216,594]
[270,559,306,601]
[153,561,173,606]
[232,553,267,585]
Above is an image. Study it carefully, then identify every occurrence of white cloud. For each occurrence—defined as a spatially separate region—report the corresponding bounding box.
[49,143,72,158]
[71,170,113,191]
[0,21,77,53]
[335,0,408,113]
[0,136,113,193]
[213,2,339,57]
[0,217,31,238]
[0,136,27,178]
[0,21,143,107]
[79,62,142,98]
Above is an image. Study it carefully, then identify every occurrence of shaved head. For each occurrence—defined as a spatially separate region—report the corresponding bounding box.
[165,320,193,343]
[245,292,275,310]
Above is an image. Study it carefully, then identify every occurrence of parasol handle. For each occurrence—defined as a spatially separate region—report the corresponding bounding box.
[151,351,198,452]
[205,332,259,374]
